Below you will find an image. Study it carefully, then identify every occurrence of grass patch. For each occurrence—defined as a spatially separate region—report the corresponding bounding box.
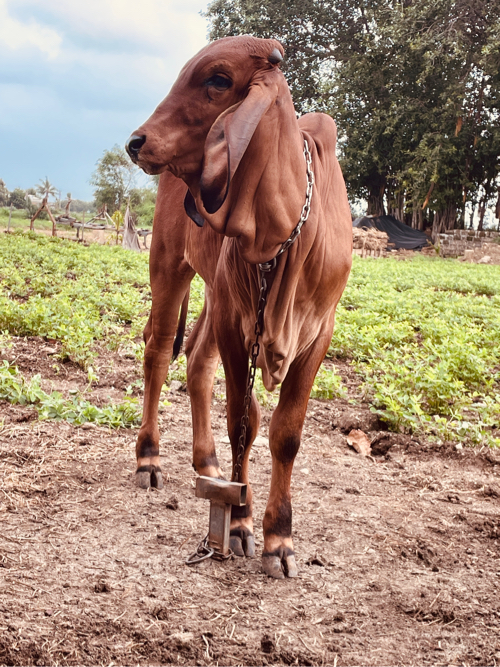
[1,233,499,445]
[0,231,151,366]
[0,360,141,428]
[331,256,500,445]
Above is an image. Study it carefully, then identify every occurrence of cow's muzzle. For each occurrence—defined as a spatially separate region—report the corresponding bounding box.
[125,134,146,162]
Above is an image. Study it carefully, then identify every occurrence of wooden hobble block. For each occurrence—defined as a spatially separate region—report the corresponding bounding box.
[195,476,247,558]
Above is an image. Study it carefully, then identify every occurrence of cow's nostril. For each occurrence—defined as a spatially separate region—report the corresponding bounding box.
[126,134,146,159]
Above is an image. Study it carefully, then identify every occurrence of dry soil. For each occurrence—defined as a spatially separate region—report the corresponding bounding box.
[1,338,500,666]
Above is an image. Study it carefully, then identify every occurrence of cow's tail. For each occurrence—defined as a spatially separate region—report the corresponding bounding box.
[172,287,190,361]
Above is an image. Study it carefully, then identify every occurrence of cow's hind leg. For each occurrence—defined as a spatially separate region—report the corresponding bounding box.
[262,331,332,579]
[185,286,222,478]
[136,270,194,489]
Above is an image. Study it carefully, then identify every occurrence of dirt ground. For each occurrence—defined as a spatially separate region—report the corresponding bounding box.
[1,338,500,666]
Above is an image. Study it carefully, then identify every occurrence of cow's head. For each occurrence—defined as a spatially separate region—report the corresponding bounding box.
[126,36,284,222]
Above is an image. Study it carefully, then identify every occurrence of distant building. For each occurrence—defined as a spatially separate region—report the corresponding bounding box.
[27,194,43,207]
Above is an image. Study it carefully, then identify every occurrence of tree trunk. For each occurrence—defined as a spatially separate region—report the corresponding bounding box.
[478,201,485,230]
[432,204,457,243]
[457,207,465,230]
[411,201,423,230]
[469,206,475,230]
[388,190,405,222]
[445,204,457,231]
[411,205,417,229]
[478,179,493,230]
[367,182,386,216]
[431,211,440,243]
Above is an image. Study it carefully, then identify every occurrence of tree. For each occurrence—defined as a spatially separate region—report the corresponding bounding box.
[206,0,371,110]
[36,177,58,201]
[70,199,95,213]
[129,187,157,227]
[206,0,500,235]
[149,174,160,189]
[0,179,9,207]
[379,0,500,236]
[8,188,28,209]
[90,146,138,212]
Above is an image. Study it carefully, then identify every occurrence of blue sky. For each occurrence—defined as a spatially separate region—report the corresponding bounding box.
[0,0,209,200]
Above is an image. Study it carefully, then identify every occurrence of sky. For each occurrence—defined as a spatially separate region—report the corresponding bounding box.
[0,0,209,200]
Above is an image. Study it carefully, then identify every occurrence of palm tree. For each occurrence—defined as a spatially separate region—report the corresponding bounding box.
[32,177,58,236]
[36,177,58,202]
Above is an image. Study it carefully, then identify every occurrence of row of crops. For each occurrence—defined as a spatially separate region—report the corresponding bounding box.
[0,231,499,445]
[333,257,500,446]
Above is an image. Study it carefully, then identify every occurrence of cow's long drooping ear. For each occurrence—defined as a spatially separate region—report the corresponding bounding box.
[200,69,280,214]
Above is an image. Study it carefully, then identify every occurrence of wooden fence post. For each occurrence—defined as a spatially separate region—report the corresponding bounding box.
[46,203,57,237]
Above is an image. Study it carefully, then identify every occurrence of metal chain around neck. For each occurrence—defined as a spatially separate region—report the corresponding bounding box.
[258,139,315,273]
[233,138,315,483]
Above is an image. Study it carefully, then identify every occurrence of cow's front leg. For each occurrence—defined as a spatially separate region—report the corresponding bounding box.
[262,332,332,579]
[186,288,222,478]
[214,314,260,558]
[136,268,194,489]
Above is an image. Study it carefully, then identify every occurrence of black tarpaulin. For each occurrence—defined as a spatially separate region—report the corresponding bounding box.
[353,215,429,250]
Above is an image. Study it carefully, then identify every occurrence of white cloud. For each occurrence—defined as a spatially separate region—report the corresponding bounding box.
[2,0,209,101]
[0,0,211,199]
[6,0,207,61]
[0,0,62,59]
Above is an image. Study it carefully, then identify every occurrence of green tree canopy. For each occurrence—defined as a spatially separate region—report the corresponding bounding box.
[90,146,138,212]
[206,0,500,235]
[0,179,9,207]
[36,177,58,201]
[129,187,157,227]
[8,188,28,210]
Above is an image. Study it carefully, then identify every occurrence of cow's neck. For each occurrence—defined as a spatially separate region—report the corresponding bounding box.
[212,93,307,265]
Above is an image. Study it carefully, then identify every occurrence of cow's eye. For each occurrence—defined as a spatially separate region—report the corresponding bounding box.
[205,74,232,91]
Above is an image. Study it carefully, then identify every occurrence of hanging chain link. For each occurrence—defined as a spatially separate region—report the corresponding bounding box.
[233,265,270,482]
[233,139,314,483]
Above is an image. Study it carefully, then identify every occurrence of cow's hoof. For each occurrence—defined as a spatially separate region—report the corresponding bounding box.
[230,528,255,557]
[262,549,298,579]
[284,553,298,578]
[262,554,285,579]
[135,465,164,490]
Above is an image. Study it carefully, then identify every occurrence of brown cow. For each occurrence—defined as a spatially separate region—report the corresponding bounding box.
[126,35,352,579]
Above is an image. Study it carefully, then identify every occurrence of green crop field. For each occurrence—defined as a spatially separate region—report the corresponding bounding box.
[0,232,499,446]
[332,257,500,446]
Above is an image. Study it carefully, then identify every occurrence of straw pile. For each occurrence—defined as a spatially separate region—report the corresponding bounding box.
[352,227,389,257]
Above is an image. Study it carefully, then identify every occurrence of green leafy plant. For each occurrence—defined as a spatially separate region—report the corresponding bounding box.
[0,360,140,428]
[311,364,347,400]
[0,233,151,367]
[331,256,500,446]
